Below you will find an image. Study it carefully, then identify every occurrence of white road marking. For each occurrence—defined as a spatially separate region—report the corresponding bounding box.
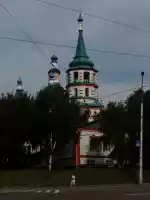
[125,193,150,196]
[0,188,60,194]
[36,190,42,193]
[22,189,36,192]
[10,190,21,193]
[53,189,60,194]
[44,189,51,193]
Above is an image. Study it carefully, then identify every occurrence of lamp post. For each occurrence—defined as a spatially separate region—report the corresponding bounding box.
[139,71,144,184]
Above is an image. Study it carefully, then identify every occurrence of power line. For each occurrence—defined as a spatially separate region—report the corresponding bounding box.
[0,3,51,64]
[100,83,150,99]
[34,0,150,35]
[1,35,150,60]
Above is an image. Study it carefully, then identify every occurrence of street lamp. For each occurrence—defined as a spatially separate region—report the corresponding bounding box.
[139,71,144,184]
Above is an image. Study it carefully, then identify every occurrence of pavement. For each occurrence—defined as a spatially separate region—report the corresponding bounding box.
[0,184,150,199]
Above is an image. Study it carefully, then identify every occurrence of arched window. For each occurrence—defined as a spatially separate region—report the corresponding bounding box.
[85,88,89,96]
[84,72,90,82]
[74,88,78,97]
[74,72,78,82]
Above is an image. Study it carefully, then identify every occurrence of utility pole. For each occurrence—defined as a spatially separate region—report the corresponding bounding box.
[139,71,144,184]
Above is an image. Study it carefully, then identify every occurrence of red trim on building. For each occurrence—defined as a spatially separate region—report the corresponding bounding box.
[66,83,98,89]
[76,144,80,165]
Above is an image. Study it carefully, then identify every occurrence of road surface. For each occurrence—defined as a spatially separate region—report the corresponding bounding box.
[0,184,150,199]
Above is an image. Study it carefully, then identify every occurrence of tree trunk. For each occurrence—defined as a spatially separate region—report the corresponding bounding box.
[48,154,52,171]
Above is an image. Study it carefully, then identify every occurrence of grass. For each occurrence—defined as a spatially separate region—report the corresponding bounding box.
[0,168,134,188]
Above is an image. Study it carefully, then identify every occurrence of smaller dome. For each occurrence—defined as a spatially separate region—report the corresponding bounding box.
[48,68,60,74]
[51,55,58,62]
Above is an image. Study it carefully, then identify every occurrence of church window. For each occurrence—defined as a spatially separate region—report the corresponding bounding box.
[67,73,71,83]
[90,137,101,151]
[84,72,90,82]
[85,88,89,96]
[74,88,78,97]
[74,72,78,82]
[93,73,96,82]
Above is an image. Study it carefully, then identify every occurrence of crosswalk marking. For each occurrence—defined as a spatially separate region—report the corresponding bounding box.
[0,189,60,195]
[44,189,51,193]
[36,190,42,193]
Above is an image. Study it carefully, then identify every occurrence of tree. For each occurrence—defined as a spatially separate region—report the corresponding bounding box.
[100,101,128,167]
[31,85,80,170]
[126,89,150,167]
[0,92,35,168]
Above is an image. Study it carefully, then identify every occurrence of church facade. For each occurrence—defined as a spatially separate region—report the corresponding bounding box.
[21,13,114,167]
[62,14,114,167]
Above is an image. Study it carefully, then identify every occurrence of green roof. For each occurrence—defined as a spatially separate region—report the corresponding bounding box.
[79,102,104,108]
[69,29,94,68]
[75,29,88,58]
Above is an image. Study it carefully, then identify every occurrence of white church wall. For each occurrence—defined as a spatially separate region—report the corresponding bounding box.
[79,130,114,165]
[80,130,102,156]
[68,85,96,100]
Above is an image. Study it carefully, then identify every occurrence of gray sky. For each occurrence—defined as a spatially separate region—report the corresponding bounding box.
[0,0,150,104]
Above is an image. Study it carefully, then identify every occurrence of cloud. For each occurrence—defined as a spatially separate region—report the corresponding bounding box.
[0,0,150,104]
[99,82,137,105]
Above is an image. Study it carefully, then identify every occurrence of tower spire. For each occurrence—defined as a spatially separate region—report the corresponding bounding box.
[69,13,94,68]
[78,10,84,31]
[74,12,88,58]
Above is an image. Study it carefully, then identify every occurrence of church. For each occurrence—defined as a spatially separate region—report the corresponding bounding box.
[47,13,114,167]
[18,13,114,167]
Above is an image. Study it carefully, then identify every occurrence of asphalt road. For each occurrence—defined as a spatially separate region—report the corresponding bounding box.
[1,185,150,200]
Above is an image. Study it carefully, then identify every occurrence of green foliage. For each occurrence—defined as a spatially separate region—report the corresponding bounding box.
[33,85,80,151]
[1,83,150,169]
[100,101,127,164]
[100,89,150,167]
[0,85,80,168]
[0,92,35,168]
[101,101,126,143]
